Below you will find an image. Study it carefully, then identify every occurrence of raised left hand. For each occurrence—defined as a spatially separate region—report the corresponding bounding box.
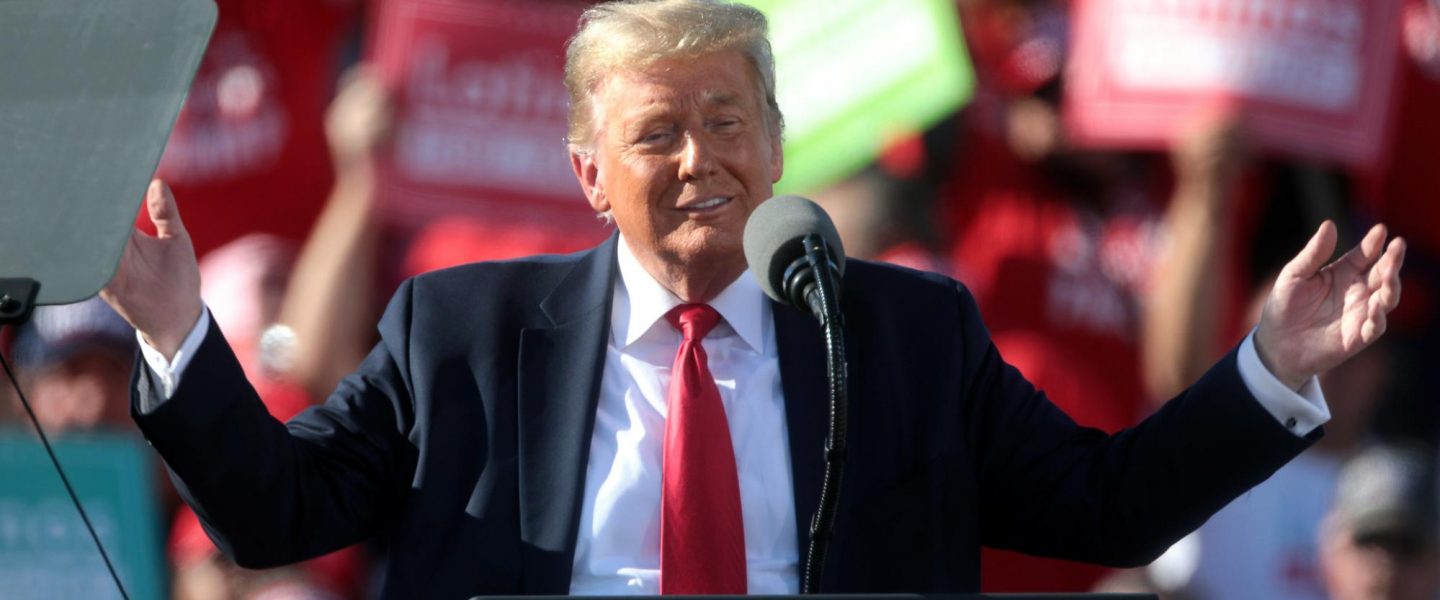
[1255,221,1406,390]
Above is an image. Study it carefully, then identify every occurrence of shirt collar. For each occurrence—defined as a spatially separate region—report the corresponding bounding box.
[614,234,768,354]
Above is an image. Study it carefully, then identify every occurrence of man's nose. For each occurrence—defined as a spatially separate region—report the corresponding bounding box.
[678,133,717,181]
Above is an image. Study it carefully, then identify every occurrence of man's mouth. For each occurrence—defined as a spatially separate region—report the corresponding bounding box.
[678,196,733,212]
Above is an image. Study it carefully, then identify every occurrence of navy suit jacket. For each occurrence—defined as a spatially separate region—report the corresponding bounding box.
[133,234,1315,598]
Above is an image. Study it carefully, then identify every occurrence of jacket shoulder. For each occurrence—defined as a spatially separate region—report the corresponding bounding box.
[843,259,974,307]
[409,250,591,306]
[377,245,608,340]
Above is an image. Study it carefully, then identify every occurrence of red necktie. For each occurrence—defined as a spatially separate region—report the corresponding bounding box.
[660,304,747,594]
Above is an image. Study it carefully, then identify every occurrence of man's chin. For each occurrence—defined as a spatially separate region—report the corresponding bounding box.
[660,234,745,271]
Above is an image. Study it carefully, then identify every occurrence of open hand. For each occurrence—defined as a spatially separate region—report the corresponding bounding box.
[99,180,203,359]
[1255,221,1406,390]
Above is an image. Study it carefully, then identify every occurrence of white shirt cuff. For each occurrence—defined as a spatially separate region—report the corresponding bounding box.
[136,307,211,400]
[1237,328,1330,437]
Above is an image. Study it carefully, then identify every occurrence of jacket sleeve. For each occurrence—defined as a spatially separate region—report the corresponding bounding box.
[955,281,1318,567]
[132,279,422,569]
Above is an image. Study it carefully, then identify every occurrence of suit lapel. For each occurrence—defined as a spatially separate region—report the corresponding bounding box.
[775,290,864,591]
[517,234,617,593]
[773,301,827,571]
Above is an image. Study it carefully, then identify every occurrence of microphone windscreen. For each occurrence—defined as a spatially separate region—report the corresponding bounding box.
[743,195,846,304]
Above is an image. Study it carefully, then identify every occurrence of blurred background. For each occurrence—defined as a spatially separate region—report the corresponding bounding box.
[0,0,1436,598]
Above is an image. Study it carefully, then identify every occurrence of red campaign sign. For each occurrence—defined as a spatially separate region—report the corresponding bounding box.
[1066,0,1405,168]
[367,0,607,256]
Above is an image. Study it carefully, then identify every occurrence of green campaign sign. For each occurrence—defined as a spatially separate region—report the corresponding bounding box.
[0,430,165,600]
[749,0,974,194]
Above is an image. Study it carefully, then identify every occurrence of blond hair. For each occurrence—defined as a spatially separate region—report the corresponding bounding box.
[564,0,784,151]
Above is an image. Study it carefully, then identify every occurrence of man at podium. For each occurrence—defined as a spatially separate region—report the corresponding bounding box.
[99,0,1407,597]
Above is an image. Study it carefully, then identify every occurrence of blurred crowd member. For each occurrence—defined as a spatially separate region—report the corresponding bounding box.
[948,0,1174,437]
[1138,113,1248,402]
[9,297,136,432]
[1142,339,1394,600]
[1361,0,1440,260]
[143,0,361,260]
[273,67,391,401]
[947,0,1177,589]
[1320,442,1440,600]
[199,233,311,420]
[813,167,904,262]
[811,158,951,274]
[201,235,293,379]
[1352,0,1440,446]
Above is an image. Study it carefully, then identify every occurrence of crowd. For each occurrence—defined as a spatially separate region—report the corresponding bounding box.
[1,0,1436,598]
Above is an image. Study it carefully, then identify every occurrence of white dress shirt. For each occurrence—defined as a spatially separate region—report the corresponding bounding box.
[141,237,1331,595]
[567,236,798,594]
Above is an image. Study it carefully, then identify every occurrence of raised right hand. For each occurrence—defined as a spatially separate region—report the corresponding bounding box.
[325,66,393,174]
[100,179,202,359]
[1170,110,1248,200]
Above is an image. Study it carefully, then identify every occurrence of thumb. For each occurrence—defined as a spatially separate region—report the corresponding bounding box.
[146,179,188,240]
[1282,220,1337,281]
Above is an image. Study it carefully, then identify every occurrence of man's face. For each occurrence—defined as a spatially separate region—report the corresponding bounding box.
[571,50,783,281]
[1322,522,1440,600]
[23,350,132,431]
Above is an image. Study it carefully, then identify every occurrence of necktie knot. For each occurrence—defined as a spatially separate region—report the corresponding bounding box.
[665,304,720,342]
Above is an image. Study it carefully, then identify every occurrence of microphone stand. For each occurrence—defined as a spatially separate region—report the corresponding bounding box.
[784,236,848,594]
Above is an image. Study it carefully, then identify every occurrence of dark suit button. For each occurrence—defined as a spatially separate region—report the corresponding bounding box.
[1285,417,1298,429]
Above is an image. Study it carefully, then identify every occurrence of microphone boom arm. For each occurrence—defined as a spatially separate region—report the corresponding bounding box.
[787,235,848,594]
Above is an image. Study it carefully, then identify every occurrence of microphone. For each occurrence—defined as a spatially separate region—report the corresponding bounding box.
[743,195,848,594]
[742,195,846,320]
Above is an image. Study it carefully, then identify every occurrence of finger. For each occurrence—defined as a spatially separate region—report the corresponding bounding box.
[1344,223,1388,271]
[1369,236,1407,285]
[1361,295,1387,344]
[146,179,188,240]
[1282,220,1338,280]
[98,279,127,312]
[102,229,140,296]
[1374,237,1407,311]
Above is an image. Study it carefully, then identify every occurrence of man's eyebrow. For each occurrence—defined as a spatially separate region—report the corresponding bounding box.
[618,90,747,132]
[702,90,743,107]
[621,108,672,134]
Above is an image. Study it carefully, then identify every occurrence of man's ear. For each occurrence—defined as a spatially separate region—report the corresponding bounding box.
[570,147,608,213]
[768,134,784,184]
